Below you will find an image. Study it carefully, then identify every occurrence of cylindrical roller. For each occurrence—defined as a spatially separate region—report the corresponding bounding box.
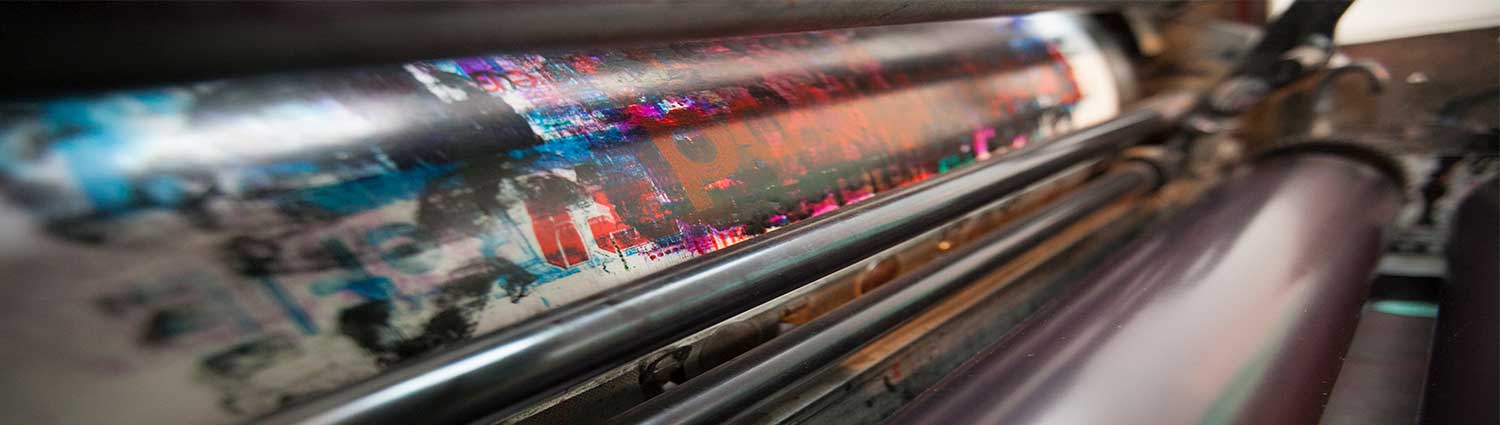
[263,107,1172,425]
[888,149,1403,425]
[0,2,1142,97]
[0,14,1143,425]
[611,161,1163,425]
[1422,178,1498,425]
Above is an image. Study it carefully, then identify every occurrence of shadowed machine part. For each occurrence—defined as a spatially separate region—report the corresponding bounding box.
[1422,178,1499,425]
[0,1,1128,98]
[258,105,1177,425]
[888,148,1404,425]
[610,161,1166,425]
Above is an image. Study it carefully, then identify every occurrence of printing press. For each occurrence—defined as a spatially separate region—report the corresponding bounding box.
[0,1,1495,424]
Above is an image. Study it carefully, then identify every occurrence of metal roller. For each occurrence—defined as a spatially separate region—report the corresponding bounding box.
[1422,178,1499,425]
[610,160,1165,425]
[260,107,1174,425]
[0,12,1149,425]
[0,1,1137,97]
[888,148,1404,425]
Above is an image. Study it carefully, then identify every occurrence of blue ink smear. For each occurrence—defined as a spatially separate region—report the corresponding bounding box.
[256,277,318,335]
[278,163,454,215]
[38,92,191,216]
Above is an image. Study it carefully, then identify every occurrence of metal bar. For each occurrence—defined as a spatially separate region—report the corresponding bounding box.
[610,161,1163,425]
[503,156,1107,425]
[1422,178,1498,425]
[888,150,1404,425]
[746,171,1160,425]
[257,105,1173,425]
[0,1,1134,97]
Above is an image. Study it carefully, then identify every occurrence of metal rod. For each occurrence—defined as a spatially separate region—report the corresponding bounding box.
[610,161,1163,425]
[257,106,1172,425]
[888,150,1404,425]
[0,1,1131,97]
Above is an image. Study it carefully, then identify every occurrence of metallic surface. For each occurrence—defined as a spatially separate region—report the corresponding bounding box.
[1227,0,1349,87]
[509,160,1104,424]
[888,152,1403,425]
[756,164,1215,425]
[610,163,1160,425]
[0,1,1140,97]
[259,107,1169,425]
[756,179,1160,425]
[1422,178,1499,425]
[1203,0,1351,116]
[0,15,1131,424]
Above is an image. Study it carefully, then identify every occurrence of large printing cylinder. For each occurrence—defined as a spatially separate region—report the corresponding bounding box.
[889,149,1404,425]
[0,13,1127,425]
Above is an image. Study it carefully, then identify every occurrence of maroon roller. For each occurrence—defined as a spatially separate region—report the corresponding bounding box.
[887,148,1403,425]
[1422,178,1499,425]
